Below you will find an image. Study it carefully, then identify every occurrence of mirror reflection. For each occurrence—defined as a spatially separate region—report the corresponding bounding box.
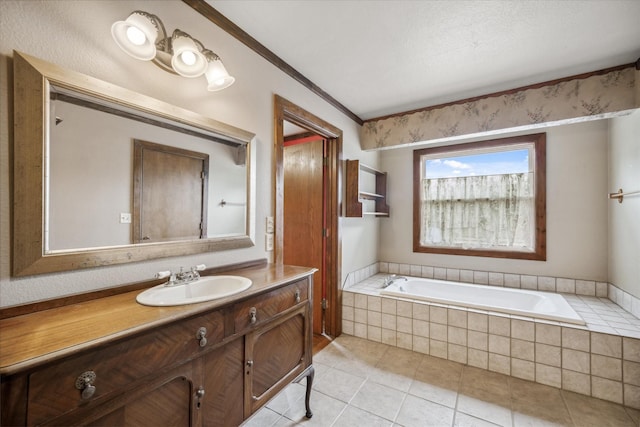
[47,86,248,252]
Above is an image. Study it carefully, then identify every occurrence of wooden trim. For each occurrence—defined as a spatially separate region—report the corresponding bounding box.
[0,259,267,320]
[413,133,546,261]
[273,95,342,337]
[366,63,636,123]
[182,0,363,126]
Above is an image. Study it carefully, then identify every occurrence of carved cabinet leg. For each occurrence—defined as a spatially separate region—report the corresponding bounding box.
[304,365,315,418]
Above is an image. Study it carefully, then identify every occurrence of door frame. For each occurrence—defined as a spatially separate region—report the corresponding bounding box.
[273,95,342,338]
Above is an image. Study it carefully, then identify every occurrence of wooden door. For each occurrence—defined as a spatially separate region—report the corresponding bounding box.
[133,140,209,243]
[283,138,325,335]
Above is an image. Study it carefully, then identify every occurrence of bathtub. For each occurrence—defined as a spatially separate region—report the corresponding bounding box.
[380,277,585,325]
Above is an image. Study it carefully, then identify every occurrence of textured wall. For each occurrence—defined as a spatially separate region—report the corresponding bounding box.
[0,0,369,306]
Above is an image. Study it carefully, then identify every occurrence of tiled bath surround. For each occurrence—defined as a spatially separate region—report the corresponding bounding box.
[342,263,640,409]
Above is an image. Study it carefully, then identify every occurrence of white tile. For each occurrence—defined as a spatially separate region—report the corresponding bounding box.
[562,349,590,373]
[562,327,590,352]
[623,360,640,386]
[504,274,521,288]
[368,326,382,342]
[397,300,413,318]
[430,339,447,359]
[511,339,534,361]
[468,331,488,351]
[521,275,537,290]
[488,272,504,286]
[557,278,576,294]
[430,306,448,324]
[535,343,561,367]
[421,266,434,278]
[624,338,640,362]
[512,358,535,381]
[448,309,467,328]
[576,280,596,296]
[449,326,467,346]
[473,271,489,285]
[343,292,355,307]
[397,332,413,350]
[368,296,382,311]
[591,354,622,381]
[624,384,640,409]
[412,302,429,321]
[536,323,561,345]
[381,298,396,315]
[467,349,488,369]
[538,276,556,292]
[413,336,429,354]
[460,270,474,283]
[591,332,622,358]
[448,343,468,364]
[536,364,561,388]
[468,312,488,332]
[397,315,412,334]
[488,353,510,375]
[447,268,460,281]
[562,369,591,395]
[488,316,510,336]
[368,311,382,327]
[381,313,396,330]
[355,293,368,309]
[413,319,429,338]
[489,335,510,356]
[430,323,447,341]
[591,376,623,404]
[512,319,535,341]
[434,267,447,280]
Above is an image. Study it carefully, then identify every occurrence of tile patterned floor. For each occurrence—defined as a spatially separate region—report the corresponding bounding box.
[242,336,640,427]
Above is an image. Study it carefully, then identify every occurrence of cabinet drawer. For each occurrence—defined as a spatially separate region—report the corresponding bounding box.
[26,310,223,425]
[232,279,308,334]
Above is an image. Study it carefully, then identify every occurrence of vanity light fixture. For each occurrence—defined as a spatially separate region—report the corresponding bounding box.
[111,10,235,91]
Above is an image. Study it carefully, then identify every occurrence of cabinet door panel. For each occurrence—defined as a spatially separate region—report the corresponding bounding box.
[201,338,244,427]
[245,305,309,415]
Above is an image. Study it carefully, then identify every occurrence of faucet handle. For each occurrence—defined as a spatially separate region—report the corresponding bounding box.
[193,264,206,272]
[155,270,172,279]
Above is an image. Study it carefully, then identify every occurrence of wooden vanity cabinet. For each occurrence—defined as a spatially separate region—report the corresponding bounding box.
[0,271,314,427]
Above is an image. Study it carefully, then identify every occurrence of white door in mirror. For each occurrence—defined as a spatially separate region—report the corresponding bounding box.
[136,275,252,306]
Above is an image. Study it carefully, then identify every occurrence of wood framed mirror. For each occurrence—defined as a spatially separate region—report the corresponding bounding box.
[12,51,255,276]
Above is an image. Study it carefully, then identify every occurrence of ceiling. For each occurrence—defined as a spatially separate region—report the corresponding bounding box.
[208,1,640,122]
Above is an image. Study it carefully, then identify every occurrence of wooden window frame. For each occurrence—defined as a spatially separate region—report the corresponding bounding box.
[413,133,546,261]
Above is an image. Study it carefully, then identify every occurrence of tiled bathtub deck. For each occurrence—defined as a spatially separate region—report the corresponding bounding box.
[342,274,640,409]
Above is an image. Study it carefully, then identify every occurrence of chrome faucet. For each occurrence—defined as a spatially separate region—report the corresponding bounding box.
[156,264,206,287]
[383,274,408,288]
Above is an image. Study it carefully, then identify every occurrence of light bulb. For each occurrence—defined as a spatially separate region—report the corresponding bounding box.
[180,50,197,66]
[126,26,147,46]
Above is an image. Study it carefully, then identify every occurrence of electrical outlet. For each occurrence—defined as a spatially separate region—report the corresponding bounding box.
[266,216,274,234]
[120,213,132,224]
[265,233,274,251]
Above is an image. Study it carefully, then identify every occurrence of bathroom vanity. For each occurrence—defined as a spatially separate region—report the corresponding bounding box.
[0,263,315,426]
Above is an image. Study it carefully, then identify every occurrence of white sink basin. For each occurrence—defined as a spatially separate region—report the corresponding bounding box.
[136,275,252,306]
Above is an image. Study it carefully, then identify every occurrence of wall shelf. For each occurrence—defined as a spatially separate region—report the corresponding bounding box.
[345,159,390,217]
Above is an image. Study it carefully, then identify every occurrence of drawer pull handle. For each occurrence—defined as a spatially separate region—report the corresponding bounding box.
[246,360,253,367]
[196,327,208,347]
[249,307,257,324]
[75,371,97,400]
[196,387,205,399]
[295,289,301,303]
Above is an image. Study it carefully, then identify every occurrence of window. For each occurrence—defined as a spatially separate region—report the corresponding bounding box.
[413,133,546,260]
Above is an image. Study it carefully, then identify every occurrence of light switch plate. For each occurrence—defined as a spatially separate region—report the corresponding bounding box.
[120,213,132,224]
[266,216,274,234]
[265,233,274,251]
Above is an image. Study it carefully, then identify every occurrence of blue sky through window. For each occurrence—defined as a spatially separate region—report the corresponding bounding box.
[425,149,529,179]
